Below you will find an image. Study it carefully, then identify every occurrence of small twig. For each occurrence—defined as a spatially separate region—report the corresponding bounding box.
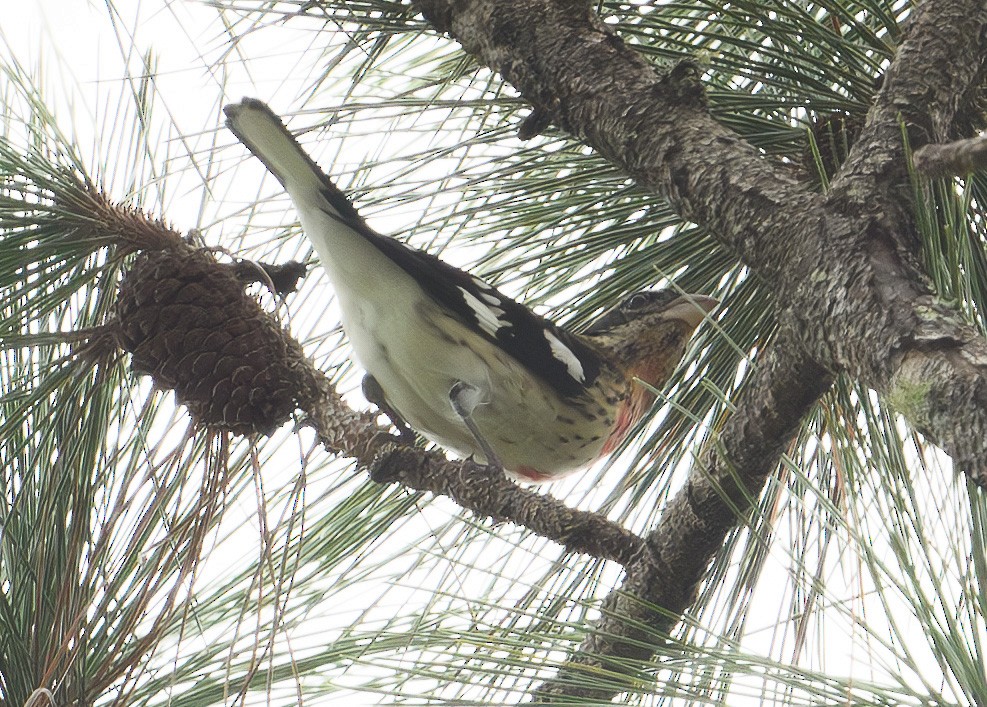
[518,104,554,140]
[232,259,308,295]
[913,134,987,177]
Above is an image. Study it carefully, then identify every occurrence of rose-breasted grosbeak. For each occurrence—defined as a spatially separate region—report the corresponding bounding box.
[225,98,717,483]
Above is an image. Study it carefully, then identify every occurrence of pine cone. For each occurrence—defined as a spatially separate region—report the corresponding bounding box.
[115,247,315,435]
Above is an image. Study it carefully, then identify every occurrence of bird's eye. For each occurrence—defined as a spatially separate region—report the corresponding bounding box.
[625,292,652,310]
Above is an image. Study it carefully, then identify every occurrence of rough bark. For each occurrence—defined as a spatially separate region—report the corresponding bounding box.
[370,447,647,567]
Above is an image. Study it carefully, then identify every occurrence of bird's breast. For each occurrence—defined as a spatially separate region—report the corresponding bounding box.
[347,298,631,482]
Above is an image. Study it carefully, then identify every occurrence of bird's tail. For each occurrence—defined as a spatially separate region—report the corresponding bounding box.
[224,97,375,237]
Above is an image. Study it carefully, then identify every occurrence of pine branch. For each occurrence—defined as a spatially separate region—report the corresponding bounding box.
[913,135,987,177]
[369,446,647,567]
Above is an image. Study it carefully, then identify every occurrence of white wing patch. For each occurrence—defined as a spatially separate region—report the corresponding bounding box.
[471,275,494,291]
[544,330,585,383]
[469,277,506,306]
[458,286,507,338]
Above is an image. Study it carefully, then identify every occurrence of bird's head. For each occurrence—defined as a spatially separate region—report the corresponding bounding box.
[582,288,718,387]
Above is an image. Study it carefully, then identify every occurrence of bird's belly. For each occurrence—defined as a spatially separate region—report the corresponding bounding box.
[474,393,616,481]
[342,296,615,482]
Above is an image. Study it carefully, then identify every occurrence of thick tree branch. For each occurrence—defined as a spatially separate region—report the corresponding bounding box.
[416,0,808,281]
[411,0,987,482]
[828,0,987,253]
[532,333,831,702]
[822,0,987,473]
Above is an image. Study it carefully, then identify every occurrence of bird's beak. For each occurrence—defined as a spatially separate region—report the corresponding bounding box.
[661,294,719,328]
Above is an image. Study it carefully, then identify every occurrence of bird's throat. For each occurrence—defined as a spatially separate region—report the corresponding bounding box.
[601,384,655,456]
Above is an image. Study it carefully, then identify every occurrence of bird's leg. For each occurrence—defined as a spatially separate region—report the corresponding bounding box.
[449,380,504,473]
[362,374,417,445]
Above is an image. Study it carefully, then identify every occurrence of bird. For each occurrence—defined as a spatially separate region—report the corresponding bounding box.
[224,98,717,483]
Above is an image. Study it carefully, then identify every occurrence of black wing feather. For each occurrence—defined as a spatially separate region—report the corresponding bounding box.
[353,228,603,398]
